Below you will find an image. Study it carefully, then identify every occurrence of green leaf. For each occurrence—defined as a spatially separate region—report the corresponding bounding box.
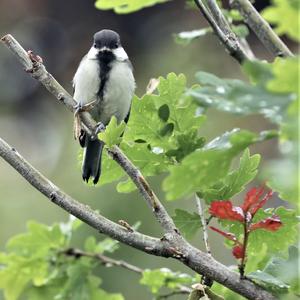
[163,129,271,200]
[248,271,289,293]
[95,0,169,14]
[140,268,196,294]
[265,157,298,206]
[84,236,119,254]
[99,151,125,186]
[232,24,249,38]
[203,149,260,203]
[262,0,300,41]
[7,221,65,257]
[125,73,205,152]
[222,207,299,260]
[99,73,206,190]
[0,254,49,300]
[174,28,212,45]
[242,60,273,85]
[262,246,300,294]
[249,207,299,254]
[266,57,299,95]
[116,178,136,193]
[98,116,126,148]
[189,71,293,124]
[0,222,66,300]
[172,209,201,239]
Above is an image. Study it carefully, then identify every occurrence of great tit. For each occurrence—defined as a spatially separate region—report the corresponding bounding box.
[73,29,135,184]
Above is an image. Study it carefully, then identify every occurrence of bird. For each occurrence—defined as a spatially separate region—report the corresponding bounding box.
[73,29,135,184]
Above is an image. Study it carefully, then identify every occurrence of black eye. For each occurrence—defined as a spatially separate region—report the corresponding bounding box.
[93,43,97,48]
[114,43,119,48]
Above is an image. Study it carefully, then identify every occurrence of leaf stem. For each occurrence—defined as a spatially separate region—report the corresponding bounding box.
[239,220,249,278]
[195,194,211,256]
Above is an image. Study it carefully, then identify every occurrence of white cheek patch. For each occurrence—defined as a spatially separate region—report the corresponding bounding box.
[87,47,99,59]
[113,47,128,61]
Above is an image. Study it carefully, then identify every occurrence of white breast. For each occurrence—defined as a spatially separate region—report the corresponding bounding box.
[73,56,100,105]
[73,55,135,125]
[100,61,135,124]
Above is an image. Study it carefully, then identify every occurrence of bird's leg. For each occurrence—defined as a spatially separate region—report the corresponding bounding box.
[74,99,98,114]
[73,100,98,140]
[91,122,106,140]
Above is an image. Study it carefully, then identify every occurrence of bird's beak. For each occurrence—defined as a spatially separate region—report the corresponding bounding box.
[99,46,112,52]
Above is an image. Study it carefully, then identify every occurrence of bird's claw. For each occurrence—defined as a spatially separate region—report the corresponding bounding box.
[91,122,106,140]
[73,100,97,116]
[73,102,83,116]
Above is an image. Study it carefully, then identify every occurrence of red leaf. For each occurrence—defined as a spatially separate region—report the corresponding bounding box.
[232,245,245,259]
[250,216,282,232]
[242,186,264,213]
[250,190,273,216]
[209,226,238,242]
[209,201,244,222]
[241,186,273,217]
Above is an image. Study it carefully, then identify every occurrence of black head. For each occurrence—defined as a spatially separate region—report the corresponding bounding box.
[93,30,121,50]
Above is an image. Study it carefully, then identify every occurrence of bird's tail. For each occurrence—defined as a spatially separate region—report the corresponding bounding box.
[82,136,104,184]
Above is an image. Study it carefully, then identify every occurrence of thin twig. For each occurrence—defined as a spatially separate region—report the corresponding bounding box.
[0,34,277,300]
[194,0,250,63]
[195,194,211,256]
[206,0,234,36]
[63,248,192,296]
[63,248,144,273]
[230,0,293,57]
[205,0,256,60]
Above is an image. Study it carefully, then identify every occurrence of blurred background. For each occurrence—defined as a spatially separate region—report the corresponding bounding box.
[0,0,297,299]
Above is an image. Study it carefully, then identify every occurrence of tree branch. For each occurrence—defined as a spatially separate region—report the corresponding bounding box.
[0,137,170,257]
[108,146,176,233]
[0,34,276,300]
[230,0,293,58]
[62,248,192,295]
[63,248,144,274]
[205,0,255,59]
[194,0,250,63]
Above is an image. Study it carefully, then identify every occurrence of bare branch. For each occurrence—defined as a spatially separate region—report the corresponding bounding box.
[63,248,144,273]
[205,0,256,59]
[230,0,293,58]
[193,0,250,63]
[108,146,176,233]
[0,34,277,300]
[0,137,169,257]
[63,248,192,295]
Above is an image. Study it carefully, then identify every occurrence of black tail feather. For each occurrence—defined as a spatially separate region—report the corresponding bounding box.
[82,136,104,184]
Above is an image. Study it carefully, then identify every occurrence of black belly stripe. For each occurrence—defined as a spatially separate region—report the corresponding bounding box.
[97,51,115,100]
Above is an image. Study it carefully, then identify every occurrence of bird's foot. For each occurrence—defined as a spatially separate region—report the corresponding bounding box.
[91,122,106,140]
[73,100,97,116]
